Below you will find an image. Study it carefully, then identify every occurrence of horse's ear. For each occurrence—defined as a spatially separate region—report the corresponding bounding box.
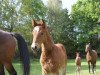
[88,43,91,46]
[32,19,37,27]
[40,19,45,28]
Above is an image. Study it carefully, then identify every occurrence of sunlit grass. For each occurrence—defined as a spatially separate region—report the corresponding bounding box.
[5,59,100,75]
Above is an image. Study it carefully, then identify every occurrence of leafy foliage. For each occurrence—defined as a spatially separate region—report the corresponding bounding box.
[71,0,100,51]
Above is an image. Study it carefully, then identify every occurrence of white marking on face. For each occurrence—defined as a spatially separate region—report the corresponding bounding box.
[31,43,36,48]
[86,45,89,50]
[34,27,40,32]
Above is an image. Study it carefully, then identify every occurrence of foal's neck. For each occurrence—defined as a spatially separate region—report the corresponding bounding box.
[76,54,80,57]
[41,28,54,52]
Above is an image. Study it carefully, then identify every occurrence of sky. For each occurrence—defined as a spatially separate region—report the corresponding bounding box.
[42,0,77,13]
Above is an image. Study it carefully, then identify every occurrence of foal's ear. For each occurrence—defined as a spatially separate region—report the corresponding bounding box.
[40,19,45,28]
[32,19,37,27]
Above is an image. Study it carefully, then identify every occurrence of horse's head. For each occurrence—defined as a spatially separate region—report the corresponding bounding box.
[85,43,92,52]
[31,19,46,50]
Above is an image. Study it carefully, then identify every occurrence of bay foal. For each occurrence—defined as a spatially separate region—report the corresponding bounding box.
[75,52,81,75]
[31,19,67,75]
[85,43,97,74]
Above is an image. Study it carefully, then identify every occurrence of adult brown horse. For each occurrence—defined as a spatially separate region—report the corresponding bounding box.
[85,43,97,74]
[0,30,30,75]
[31,19,67,75]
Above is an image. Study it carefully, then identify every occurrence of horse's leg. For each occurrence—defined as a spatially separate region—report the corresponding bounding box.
[92,64,95,74]
[4,62,17,75]
[42,68,48,75]
[53,71,59,75]
[62,67,66,75]
[0,64,5,75]
[88,62,90,73]
[94,63,96,72]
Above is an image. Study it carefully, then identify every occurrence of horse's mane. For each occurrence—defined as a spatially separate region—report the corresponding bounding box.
[45,26,54,44]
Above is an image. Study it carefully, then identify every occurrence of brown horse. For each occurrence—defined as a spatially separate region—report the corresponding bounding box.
[75,52,81,75]
[85,43,97,74]
[0,30,30,75]
[31,19,67,75]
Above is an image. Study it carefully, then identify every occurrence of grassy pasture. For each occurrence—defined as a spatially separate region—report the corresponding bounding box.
[5,59,100,75]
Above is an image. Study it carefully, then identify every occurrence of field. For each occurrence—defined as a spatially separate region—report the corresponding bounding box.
[5,59,100,75]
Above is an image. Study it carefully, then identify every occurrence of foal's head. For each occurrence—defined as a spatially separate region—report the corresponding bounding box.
[85,43,92,52]
[76,52,80,57]
[31,19,46,50]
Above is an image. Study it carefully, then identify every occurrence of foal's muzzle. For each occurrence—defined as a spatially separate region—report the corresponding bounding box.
[31,43,40,51]
[31,45,37,50]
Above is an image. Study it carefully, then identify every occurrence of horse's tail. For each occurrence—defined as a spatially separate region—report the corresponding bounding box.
[12,33,30,75]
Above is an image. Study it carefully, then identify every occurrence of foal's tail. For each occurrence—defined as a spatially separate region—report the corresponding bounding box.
[12,33,30,75]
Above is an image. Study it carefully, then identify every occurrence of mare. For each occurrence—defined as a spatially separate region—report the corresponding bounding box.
[0,30,30,75]
[85,43,97,74]
[75,52,81,75]
[31,19,67,75]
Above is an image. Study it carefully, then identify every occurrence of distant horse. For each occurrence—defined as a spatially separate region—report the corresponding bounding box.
[85,43,97,74]
[75,52,81,75]
[0,30,30,75]
[31,19,67,75]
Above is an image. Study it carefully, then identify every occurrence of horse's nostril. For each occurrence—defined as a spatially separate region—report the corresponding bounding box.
[32,46,37,50]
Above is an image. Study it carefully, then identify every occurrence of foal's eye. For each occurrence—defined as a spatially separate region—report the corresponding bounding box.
[41,33,43,35]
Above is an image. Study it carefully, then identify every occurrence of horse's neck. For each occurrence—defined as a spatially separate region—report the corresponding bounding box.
[41,29,54,52]
[88,50,93,55]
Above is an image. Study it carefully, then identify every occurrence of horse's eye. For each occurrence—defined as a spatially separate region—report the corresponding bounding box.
[41,33,43,35]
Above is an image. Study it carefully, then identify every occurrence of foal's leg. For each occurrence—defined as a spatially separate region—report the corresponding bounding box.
[53,71,59,75]
[42,68,49,75]
[0,64,5,75]
[76,67,78,75]
[62,67,66,75]
[4,62,17,75]
[78,66,81,75]
[76,66,80,75]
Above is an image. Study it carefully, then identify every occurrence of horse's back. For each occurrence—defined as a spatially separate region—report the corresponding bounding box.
[92,50,98,58]
[86,50,97,63]
[0,30,16,62]
[54,43,67,64]
[55,43,66,53]
[0,30,13,44]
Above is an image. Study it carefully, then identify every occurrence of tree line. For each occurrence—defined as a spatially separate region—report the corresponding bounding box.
[0,0,100,57]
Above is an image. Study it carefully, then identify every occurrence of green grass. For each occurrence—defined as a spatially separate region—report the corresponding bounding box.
[5,59,100,75]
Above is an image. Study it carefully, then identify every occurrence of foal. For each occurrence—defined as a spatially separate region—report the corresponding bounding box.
[31,19,67,75]
[75,52,81,75]
[85,43,97,74]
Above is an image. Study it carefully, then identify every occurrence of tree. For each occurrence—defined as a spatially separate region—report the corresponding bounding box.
[71,0,100,51]
[46,0,76,52]
[0,0,20,32]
